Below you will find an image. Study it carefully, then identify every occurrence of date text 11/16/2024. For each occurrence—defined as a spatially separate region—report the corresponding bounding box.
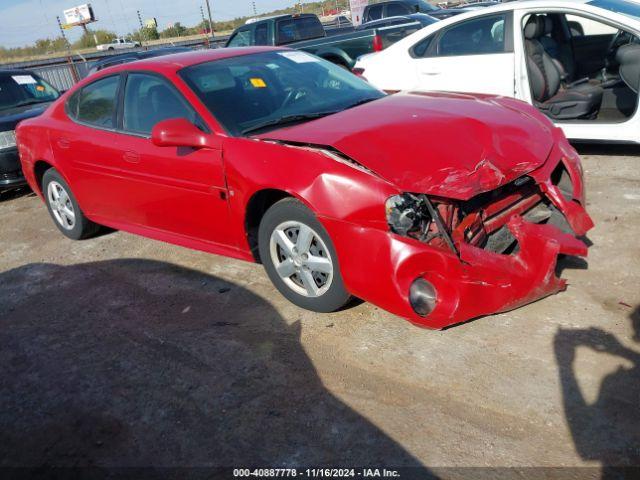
[233,468,401,477]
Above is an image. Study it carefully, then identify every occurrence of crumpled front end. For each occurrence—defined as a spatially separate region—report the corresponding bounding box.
[322,133,594,329]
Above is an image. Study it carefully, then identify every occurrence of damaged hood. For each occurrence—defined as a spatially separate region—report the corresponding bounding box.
[258,92,554,200]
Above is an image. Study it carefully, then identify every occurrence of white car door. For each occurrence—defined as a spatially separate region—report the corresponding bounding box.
[411,12,516,97]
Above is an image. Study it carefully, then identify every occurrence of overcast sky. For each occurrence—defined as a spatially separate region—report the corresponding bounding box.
[0,0,300,48]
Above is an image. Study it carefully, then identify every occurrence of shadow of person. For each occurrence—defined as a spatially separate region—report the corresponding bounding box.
[0,259,427,474]
[554,307,640,479]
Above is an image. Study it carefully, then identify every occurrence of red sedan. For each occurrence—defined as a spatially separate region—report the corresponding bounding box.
[16,47,593,329]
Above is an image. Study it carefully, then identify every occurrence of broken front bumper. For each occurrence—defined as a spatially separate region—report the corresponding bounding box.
[322,143,594,329]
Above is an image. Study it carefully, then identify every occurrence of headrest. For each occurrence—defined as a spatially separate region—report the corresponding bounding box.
[524,15,544,40]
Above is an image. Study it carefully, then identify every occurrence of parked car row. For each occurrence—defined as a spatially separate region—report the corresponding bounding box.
[14,46,593,328]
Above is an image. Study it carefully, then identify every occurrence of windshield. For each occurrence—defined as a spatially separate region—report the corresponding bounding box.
[588,0,640,19]
[179,51,385,136]
[0,73,59,112]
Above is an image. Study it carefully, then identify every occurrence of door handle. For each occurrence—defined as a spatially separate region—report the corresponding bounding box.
[57,137,70,149]
[123,151,140,164]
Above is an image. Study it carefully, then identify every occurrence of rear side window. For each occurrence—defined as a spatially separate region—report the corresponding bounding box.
[387,3,412,16]
[276,17,324,44]
[366,5,384,21]
[122,73,196,135]
[254,23,269,45]
[412,35,435,57]
[437,14,506,56]
[68,75,119,128]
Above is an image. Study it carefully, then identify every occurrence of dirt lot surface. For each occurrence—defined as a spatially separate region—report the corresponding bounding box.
[1,146,638,478]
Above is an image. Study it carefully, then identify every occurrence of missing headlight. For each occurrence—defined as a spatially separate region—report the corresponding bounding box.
[385,193,432,237]
[386,193,458,255]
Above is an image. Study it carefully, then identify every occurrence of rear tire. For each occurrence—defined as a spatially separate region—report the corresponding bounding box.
[42,168,100,240]
[258,198,351,313]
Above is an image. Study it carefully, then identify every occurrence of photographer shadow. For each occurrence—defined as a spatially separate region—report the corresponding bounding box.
[0,259,427,473]
[554,306,640,478]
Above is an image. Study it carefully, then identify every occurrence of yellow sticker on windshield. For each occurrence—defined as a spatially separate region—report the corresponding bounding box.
[36,85,45,92]
[250,78,266,88]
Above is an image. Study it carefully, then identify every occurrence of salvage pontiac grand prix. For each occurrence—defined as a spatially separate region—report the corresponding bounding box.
[15,47,594,329]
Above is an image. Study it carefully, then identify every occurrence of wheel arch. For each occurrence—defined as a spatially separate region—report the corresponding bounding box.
[244,188,295,262]
[33,160,55,196]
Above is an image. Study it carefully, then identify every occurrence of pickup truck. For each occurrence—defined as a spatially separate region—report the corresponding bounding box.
[96,38,141,51]
[225,13,428,69]
[362,0,472,22]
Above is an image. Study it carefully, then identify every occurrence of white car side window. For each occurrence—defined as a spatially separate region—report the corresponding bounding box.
[438,14,507,56]
[565,14,618,36]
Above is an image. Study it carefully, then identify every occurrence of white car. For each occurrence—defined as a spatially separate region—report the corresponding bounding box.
[354,0,640,143]
[96,38,140,51]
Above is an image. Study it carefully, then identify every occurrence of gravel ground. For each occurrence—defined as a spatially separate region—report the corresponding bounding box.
[0,146,638,478]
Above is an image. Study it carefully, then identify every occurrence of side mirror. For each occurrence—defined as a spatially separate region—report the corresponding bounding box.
[151,118,218,149]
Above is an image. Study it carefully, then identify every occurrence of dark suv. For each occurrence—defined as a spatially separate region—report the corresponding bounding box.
[0,69,59,190]
[362,0,471,22]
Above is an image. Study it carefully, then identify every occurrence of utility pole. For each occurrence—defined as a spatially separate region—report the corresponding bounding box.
[136,10,145,45]
[200,5,206,30]
[252,1,257,15]
[56,15,70,51]
[57,16,79,82]
[204,0,214,38]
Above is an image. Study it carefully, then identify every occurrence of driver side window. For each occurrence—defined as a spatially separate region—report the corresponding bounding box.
[228,28,252,47]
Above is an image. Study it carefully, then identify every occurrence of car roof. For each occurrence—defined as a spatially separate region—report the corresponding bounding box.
[94,47,286,76]
[358,14,430,27]
[245,13,317,25]
[369,0,419,4]
[408,0,607,18]
[92,46,191,65]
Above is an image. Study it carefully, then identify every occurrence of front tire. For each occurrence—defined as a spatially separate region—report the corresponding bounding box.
[42,169,100,240]
[258,198,351,313]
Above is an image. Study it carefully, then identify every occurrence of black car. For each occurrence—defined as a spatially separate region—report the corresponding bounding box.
[356,12,438,30]
[87,46,193,76]
[0,69,59,191]
[362,0,472,22]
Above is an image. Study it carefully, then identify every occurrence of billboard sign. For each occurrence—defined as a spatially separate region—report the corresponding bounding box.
[349,0,369,26]
[145,18,158,28]
[63,4,95,26]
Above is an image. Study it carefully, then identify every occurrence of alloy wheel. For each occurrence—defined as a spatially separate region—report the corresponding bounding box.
[269,221,334,298]
[47,181,76,230]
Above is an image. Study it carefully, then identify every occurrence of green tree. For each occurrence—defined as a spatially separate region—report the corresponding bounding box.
[130,26,159,42]
[160,22,187,39]
[72,29,117,49]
